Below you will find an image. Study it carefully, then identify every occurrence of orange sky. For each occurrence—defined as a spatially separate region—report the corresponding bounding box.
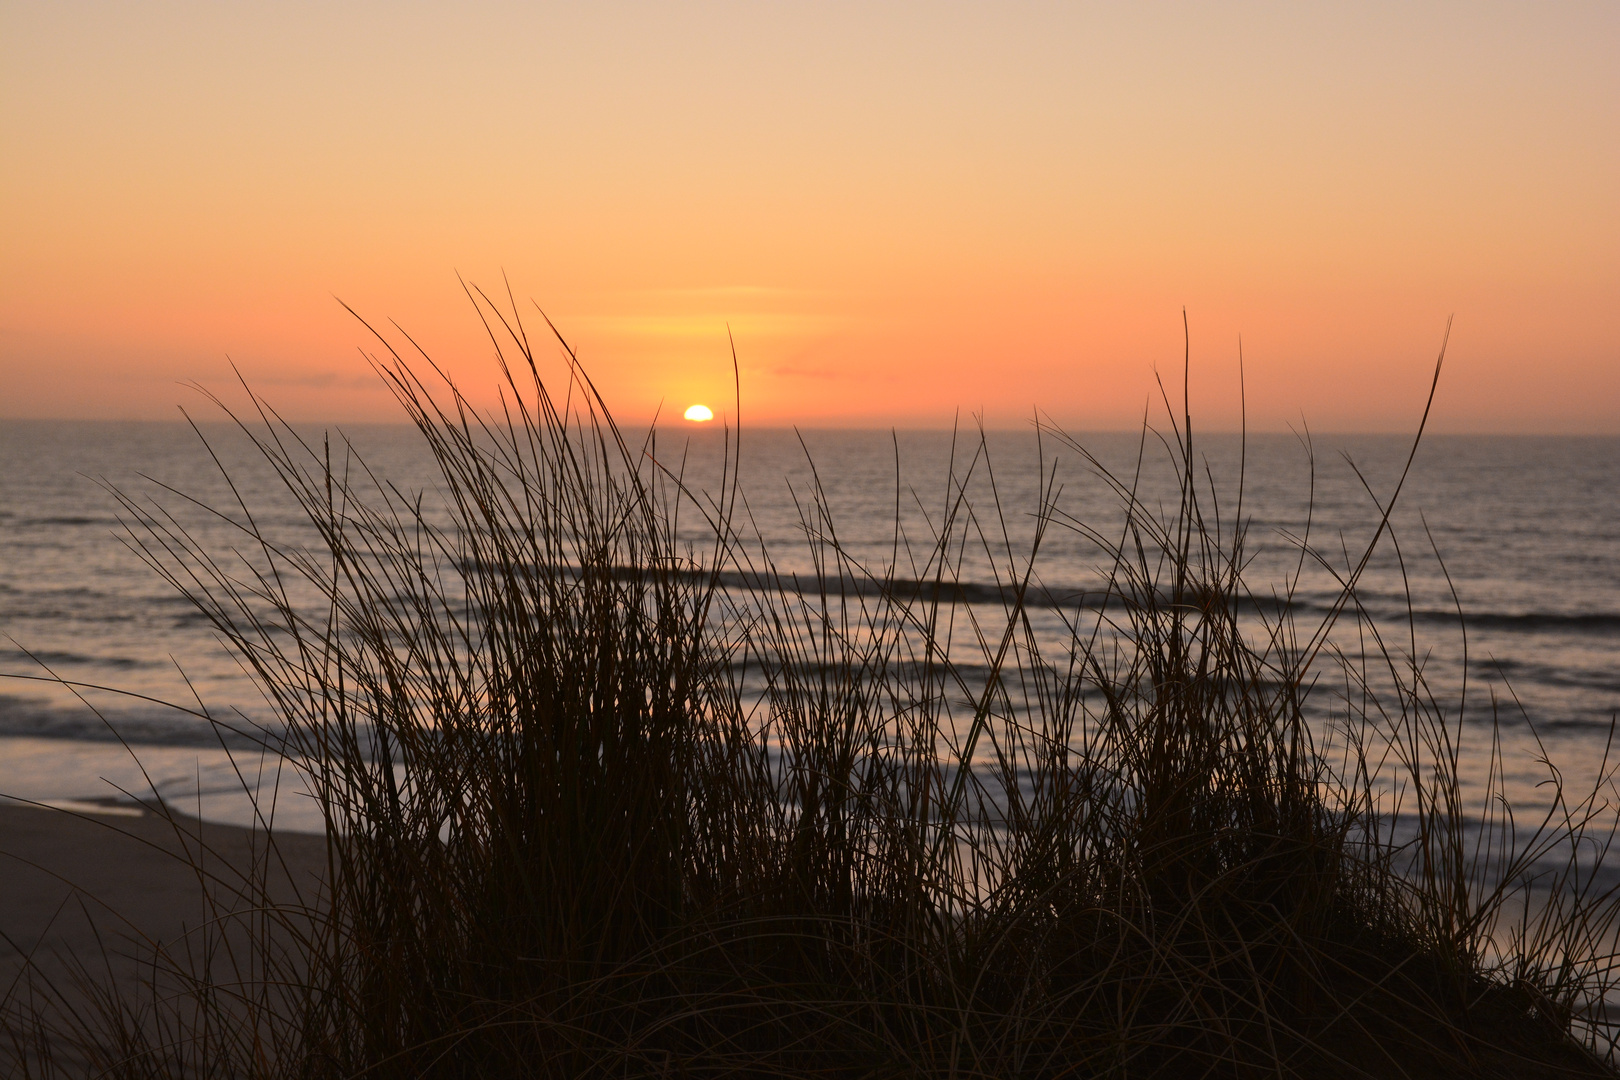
[2,3,1616,431]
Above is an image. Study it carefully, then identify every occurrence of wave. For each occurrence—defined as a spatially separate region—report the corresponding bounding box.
[13,515,119,527]
[0,607,139,625]
[1471,657,1620,695]
[0,694,280,751]
[0,648,159,671]
[1323,603,1620,634]
[444,559,1620,634]
[1417,610,1620,633]
[453,559,1222,613]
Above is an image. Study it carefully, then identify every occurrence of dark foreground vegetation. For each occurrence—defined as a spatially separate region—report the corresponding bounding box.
[6,299,1619,1077]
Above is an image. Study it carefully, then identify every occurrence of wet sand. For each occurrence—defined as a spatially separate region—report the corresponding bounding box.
[0,800,327,1033]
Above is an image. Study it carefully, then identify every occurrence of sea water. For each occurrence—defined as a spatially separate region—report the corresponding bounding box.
[2,419,1616,841]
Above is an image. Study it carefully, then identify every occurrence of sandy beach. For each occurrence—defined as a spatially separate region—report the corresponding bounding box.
[0,800,327,1040]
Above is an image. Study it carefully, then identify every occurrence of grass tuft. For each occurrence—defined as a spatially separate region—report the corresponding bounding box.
[6,294,1619,1077]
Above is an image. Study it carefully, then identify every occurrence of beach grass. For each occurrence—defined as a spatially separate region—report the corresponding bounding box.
[5,294,1619,1077]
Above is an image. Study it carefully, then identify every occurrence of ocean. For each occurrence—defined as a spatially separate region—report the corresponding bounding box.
[2,418,1617,839]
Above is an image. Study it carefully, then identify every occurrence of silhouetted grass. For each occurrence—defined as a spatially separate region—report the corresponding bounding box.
[5,295,1618,1077]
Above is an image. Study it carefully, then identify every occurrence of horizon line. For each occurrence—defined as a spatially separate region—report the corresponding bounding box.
[4,415,1618,439]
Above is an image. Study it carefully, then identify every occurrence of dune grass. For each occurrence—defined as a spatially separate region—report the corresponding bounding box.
[5,295,1619,1077]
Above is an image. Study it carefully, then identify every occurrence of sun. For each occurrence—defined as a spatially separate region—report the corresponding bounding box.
[683,404,714,422]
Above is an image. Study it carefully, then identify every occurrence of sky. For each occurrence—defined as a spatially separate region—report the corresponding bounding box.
[2,2,1616,432]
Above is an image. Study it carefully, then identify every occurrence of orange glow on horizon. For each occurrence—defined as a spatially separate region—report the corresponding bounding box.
[1,5,1615,432]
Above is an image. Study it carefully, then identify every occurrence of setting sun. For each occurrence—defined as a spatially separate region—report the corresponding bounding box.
[683,404,714,422]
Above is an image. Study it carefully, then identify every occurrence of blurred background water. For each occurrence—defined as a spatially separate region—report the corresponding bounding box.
[2,418,1616,836]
